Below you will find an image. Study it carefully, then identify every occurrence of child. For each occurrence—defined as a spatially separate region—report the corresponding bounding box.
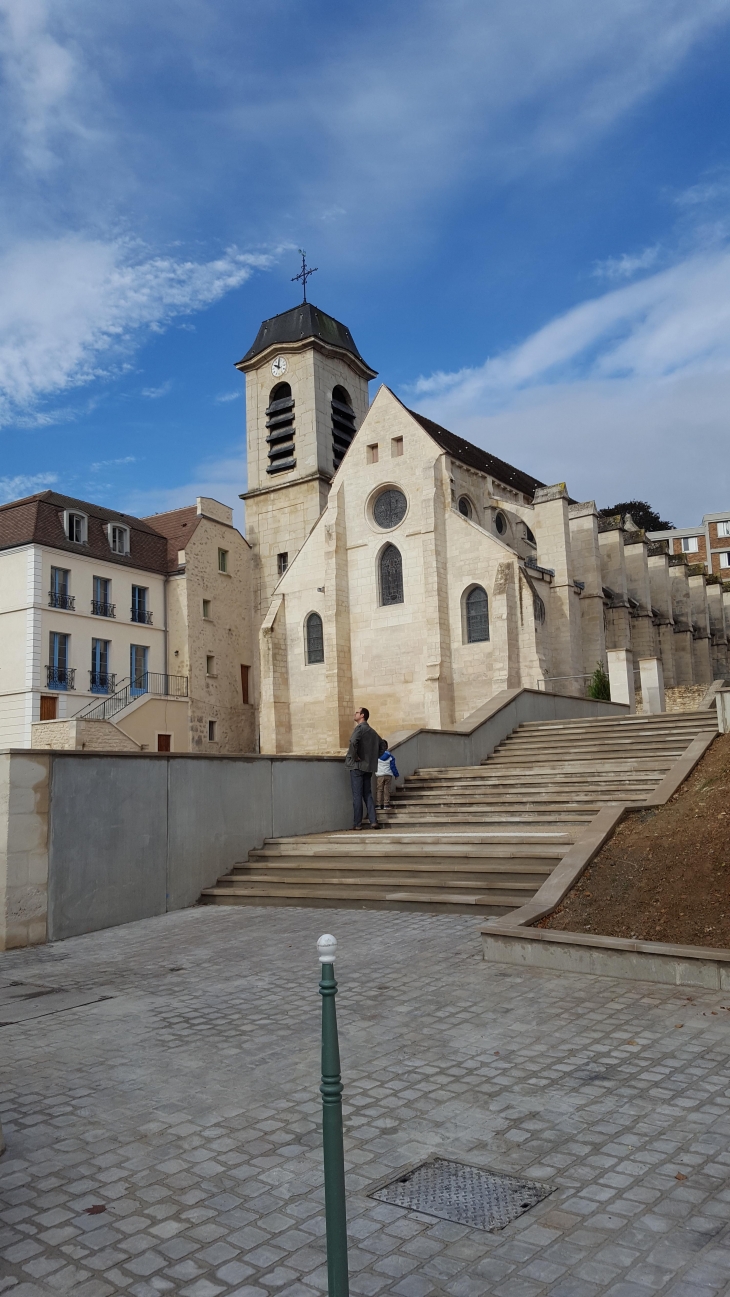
[375,745,399,809]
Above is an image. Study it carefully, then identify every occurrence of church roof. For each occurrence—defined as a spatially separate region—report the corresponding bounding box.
[407,408,544,499]
[237,302,375,372]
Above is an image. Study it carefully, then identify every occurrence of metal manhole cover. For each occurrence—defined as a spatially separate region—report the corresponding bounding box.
[370,1157,554,1232]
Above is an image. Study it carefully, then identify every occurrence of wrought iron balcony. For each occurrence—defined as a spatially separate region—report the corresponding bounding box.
[91,600,116,617]
[48,591,75,610]
[89,671,116,694]
[131,607,153,624]
[46,665,76,690]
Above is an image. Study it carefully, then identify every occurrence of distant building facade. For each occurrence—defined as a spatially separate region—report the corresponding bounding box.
[647,512,730,577]
[0,493,253,752]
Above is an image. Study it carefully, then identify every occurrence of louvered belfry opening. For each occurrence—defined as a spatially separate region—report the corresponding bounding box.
[331,385,356,470]
[266,382,296,475]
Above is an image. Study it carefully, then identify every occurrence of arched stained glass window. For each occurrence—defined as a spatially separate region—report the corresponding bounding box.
[373,488,407,529]
[466,586,489,643]
[533,592,545,625]
[379,544,403,606]
[305,612,324,664]
[458,497,473,518]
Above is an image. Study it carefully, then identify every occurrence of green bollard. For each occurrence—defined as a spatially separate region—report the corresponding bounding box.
[318,934,349,1297]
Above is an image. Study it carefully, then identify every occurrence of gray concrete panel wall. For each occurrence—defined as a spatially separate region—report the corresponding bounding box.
[271,759,351,840]
[47,756,168,942]
[166,758,274,912]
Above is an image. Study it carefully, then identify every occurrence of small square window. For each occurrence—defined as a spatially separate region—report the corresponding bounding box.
[208,720,217,741]
[206,655,215,675]
[719,551,730,568]
[367,443,379,464]
[391,437,404,458]
[681,536,699,553]
[717,521,730,538]
[218,548,228,572]
[202,599,211,619]
[277,552,289,576]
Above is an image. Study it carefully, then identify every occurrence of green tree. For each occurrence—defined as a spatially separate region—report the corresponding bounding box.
[600,500,674,531]
[588,662,611,700]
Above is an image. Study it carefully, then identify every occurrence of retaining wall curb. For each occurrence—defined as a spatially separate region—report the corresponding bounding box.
[481,723,724,986]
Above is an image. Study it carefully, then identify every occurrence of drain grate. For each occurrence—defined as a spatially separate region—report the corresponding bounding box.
[370,1157,554,1232]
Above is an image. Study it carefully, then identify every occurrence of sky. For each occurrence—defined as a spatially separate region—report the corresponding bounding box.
[1,1,730,530]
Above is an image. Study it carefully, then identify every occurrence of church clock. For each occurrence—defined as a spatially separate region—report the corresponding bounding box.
[270,355,288,378]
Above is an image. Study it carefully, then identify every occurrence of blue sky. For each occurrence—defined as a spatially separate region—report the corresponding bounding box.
[2,1,730,529]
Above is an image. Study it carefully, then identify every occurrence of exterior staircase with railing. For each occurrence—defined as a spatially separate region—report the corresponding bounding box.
[77,672,188,723]
[200,710,718,916]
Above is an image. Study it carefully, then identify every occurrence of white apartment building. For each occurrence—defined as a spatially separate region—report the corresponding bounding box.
[0,492,254,753]
[0,493,169,748]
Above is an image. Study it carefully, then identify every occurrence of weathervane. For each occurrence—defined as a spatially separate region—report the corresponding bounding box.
[292,249,318,303]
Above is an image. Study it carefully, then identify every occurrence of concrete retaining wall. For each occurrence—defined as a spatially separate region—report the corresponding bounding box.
[1,688,628,950]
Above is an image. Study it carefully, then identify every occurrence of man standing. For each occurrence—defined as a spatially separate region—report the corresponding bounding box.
[345,707,386,830]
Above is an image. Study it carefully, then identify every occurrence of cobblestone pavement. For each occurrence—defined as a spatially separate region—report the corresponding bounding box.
[2,906,730,1297]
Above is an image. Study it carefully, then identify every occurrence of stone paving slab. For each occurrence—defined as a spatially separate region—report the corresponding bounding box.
[1,906,729,1296]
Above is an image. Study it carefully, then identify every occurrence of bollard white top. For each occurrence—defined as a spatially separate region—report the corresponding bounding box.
[317,933,337,964]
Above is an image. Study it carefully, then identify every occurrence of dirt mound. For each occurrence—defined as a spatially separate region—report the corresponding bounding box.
[541,729,730,948]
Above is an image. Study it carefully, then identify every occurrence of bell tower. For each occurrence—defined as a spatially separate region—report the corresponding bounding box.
[236,301,377,621]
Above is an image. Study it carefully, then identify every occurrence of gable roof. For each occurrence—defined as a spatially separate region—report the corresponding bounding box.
[236,302,376,374]
[141,505,202,572]
[0,491,169,573]
[405,406,544,499]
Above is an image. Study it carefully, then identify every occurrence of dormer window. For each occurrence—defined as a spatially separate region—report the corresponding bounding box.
[65,511,87,544]
[108,523,130,555]
[266,382,296,475]
[331,385,356,470]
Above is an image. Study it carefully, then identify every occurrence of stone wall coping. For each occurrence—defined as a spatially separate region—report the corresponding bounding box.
[481,922,730,964]
[4,748,347,762]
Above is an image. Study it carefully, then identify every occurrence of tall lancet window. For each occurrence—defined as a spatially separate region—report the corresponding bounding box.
[305,612,324,664]
[266,382,296,475]
[379,544,404,606]
[465,586,489,642]
[331,385,356,470]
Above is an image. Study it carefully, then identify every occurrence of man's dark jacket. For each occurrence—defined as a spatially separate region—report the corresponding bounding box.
[345,722,386,774]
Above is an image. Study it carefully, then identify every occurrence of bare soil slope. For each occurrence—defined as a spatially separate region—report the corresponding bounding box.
[542,729,730,947]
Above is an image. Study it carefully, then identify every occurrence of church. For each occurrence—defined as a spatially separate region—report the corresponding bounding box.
[236,297,730,754]
[0,292,727,755]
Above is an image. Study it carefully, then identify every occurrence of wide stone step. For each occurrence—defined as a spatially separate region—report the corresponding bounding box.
[225,866,552,886]
[249,842,567,860]
[200,882,528,912]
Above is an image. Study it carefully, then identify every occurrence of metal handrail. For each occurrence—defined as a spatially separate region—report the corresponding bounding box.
[91,600,116,617]
[79,672,188,722]
[46,666,76,689]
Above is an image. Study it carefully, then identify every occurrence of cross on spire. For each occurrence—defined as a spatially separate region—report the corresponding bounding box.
[292,249,318,303]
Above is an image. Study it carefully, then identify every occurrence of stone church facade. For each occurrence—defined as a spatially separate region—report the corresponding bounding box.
[236,302,730,754]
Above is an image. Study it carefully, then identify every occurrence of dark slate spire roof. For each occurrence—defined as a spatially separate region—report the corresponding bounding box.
[407,408,544,499]
[237,302,376,372]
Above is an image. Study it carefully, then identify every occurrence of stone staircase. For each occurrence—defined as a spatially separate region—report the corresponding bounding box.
[200,712,717,916]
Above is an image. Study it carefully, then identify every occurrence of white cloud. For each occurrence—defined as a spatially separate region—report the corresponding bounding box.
[120,445,247,530]
[215,390,242,404]
[90,455,136,472]
[410,245,730,525]
[0,470,57,502]
[593,245,660,280]
[0,238,272,425]
[141,380,172,400]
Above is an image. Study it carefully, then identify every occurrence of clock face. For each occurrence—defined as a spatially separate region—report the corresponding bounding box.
[271,355,288,378]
